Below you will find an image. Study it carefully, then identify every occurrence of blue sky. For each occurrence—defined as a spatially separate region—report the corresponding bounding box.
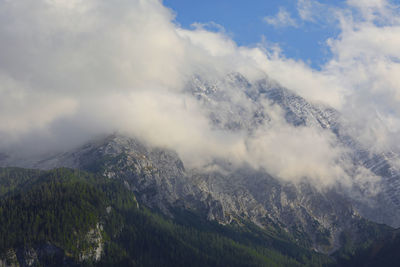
[164,0,345,69]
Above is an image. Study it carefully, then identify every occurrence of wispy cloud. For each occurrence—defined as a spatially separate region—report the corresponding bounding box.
[296,0,338,25]
[263,7,298,28]
[297,0,323,22]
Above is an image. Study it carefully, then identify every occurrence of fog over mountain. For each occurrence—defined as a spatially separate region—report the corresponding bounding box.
[1,0,400,193]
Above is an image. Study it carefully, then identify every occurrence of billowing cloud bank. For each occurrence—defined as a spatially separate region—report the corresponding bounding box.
[0,0,399,187]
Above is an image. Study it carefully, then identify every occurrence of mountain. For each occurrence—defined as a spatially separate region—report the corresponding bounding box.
[1,133,390,255]
[0,168,396,266]
[0,167,335,267]
[1,72,400,264]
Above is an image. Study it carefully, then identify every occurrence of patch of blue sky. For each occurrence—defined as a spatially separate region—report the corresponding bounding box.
[163,0,347,70]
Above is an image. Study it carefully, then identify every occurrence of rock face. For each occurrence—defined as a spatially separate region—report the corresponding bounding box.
[188,168,362,253]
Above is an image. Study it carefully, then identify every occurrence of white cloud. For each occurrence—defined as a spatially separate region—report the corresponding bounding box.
[264,7,298,28]
[265,0,400,154]
[0,0,265,165]
[0,0,399,190]
[346,0,398,23]
[322,0,400,152]
[246,109,351,186]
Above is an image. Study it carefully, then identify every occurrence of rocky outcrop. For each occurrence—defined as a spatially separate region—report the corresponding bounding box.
[0,224,103,267]
[79,223,103,262]
[0,245,64,267]
[0,249,18,267]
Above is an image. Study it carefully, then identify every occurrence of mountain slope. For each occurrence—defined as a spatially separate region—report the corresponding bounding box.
[335,230,400,267]
[4,133,391,254]
[0,167,336,267]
